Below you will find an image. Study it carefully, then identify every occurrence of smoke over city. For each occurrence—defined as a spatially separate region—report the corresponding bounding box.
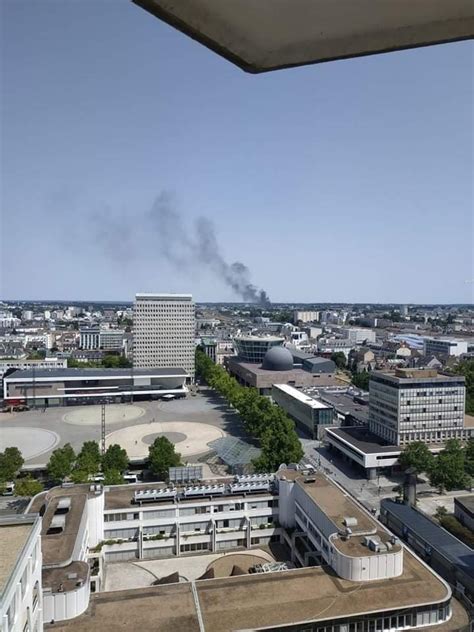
[93,193,271,305]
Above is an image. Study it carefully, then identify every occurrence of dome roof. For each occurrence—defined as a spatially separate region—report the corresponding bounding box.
[262,346,294,371]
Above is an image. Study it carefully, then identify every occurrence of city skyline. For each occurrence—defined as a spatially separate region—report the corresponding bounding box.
[2,1,473,304]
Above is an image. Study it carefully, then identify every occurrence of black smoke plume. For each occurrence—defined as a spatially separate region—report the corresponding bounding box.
[94,193,271,305]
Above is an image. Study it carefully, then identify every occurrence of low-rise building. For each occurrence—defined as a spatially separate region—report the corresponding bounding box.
[3,367,188,407]
[0,514,43,632]
[271,383,334,439]
[227,346,343,396]
[454,495,474,532]
[342,327,377,344]
[0,357,67,378]
[380,498,474,617]
[424,338,469,358]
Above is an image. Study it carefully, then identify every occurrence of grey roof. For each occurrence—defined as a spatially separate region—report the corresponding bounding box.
[262,346,294,371]
[5,367,188,380]
[381,499,474,575]
[317,392,369,424]
[288,348,316,362]
[454,495,474,516]
[327,427,400,454]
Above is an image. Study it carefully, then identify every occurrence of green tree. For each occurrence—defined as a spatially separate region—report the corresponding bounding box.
[351,371,370,390]
[196,349,304,470]
[70,469,90,484]
[465,438,474,477]
[449,359,474,414]
[434,505,448,521]
[399,441,434,474]
[102,444,129,473]
[331,352,347,369]
[148,437,181,478]
[0,447,24,482]
[47,443,76,482]
[14,477,43,497]
[429,440,471,491]
[104,469,124,485]
[75,441,102,476]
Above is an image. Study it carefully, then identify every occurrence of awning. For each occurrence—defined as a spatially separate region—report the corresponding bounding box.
[133,0,474,73]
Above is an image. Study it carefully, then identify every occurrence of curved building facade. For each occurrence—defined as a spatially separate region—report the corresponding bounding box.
[233,336,284,363]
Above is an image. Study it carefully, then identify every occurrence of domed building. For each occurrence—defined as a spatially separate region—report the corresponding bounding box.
[227,338,341,399]
[233,335,284,363]
[262,346,294,372]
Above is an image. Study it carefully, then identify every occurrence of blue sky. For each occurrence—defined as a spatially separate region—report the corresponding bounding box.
[1,0,473,304]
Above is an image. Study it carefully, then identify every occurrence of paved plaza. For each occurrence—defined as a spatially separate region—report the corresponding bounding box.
[104,548,275,592]
[0,390,243,468]
[106,421,225,460]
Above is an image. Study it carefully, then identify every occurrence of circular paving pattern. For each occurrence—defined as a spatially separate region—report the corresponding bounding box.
[142,432,187,446]
[105,421,225,460]
[0,427,60,460]
[63,404,145,426]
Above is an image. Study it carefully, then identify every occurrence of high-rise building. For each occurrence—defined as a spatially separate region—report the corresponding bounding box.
[293,310,319,323]
[133,293,195,376]
[369,368,467,445]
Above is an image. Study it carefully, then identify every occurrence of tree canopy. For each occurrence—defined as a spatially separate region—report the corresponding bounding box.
[331,352,347,369]
[102,444,129,474]
[148,436,181,478]
[47,443,76,482]
[196,349,303,471]
[75,441,102,476]
[399,441,434,474]
[14,477,43,497]
[351,371,370,390]
[0,447,24,482]
[429,439,471,492]
[450,359,474,414]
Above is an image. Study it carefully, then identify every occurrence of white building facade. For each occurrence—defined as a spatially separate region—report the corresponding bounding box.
[0,515,43,632]
[369,368,468,445]
[133,294,195,376]
[424,338,468,358]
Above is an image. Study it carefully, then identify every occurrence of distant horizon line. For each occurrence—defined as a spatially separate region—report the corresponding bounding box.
[1,298,473,308]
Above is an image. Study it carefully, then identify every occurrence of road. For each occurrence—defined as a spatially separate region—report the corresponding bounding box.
[299,438,399,514]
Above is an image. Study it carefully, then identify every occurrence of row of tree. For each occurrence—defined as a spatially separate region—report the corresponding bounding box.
[0,433,182,496]
[399,439,474,492]
[46,441,129,485]
[196,349,303,471]
[68,354,132,369]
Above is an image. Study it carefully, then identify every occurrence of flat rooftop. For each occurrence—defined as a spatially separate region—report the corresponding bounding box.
[315,390,369,422]
[230,359,344,386]
[47,553,463,632]
[28,486,92,567]
[104,480,271,511]
[381,499,474,577]
[294,474,401,557]
[135,293,193,300]
[0,516,37,596]
[326,426,401,454]
[6,367,188,380]
[273,384,331,409]
[454,494,474,515]
[370,368,464,385]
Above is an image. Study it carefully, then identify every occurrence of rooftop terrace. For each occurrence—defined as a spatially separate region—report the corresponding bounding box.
[47,553,465,632]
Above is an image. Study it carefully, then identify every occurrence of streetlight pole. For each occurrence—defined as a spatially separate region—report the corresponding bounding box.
[101,402,106,456]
